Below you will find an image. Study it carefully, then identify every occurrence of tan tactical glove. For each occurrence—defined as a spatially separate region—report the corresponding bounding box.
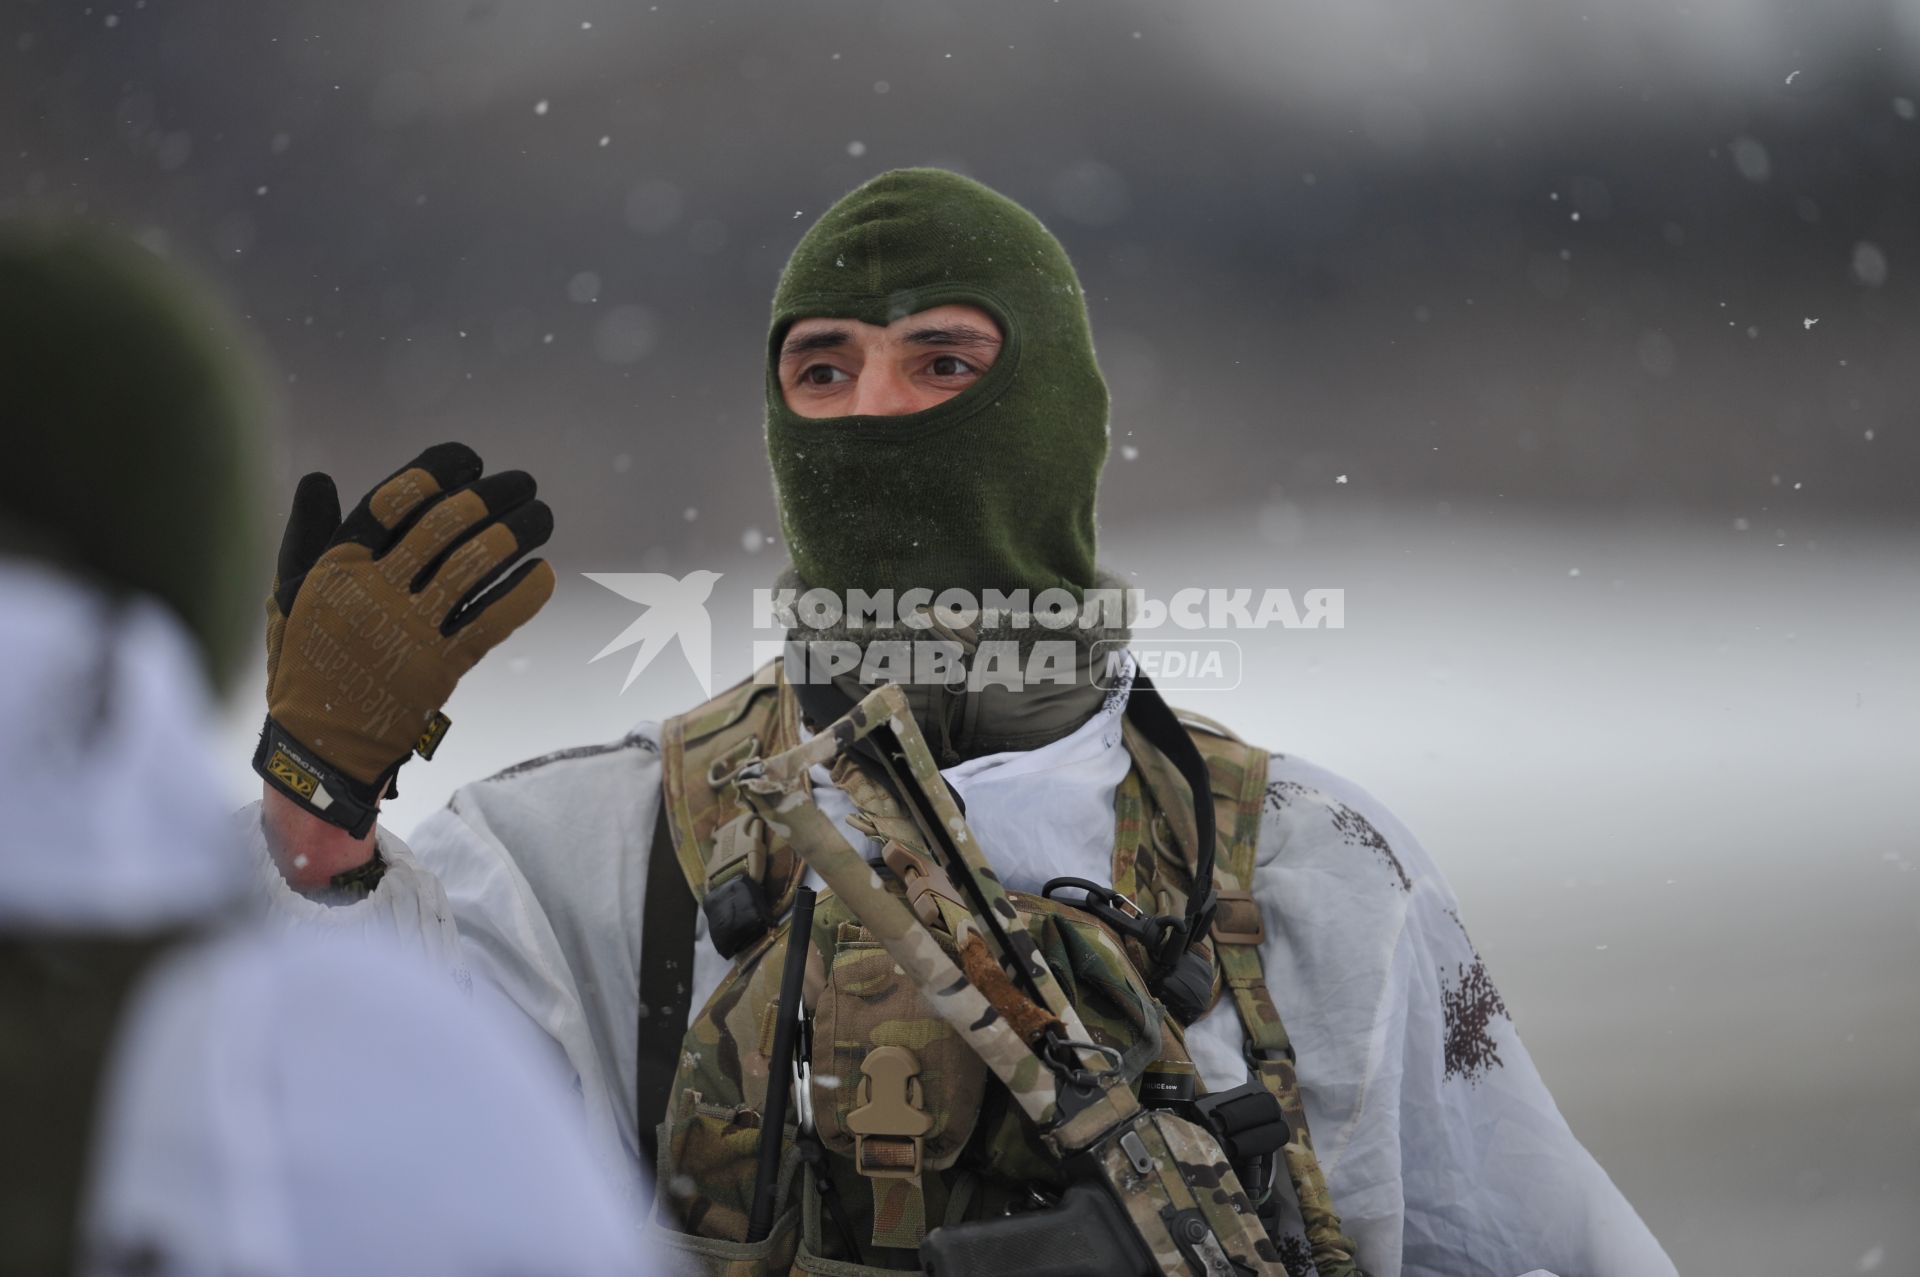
[254,442,555,836]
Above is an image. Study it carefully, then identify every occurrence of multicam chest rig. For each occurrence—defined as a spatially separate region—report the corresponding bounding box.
[643,664,1367,1277]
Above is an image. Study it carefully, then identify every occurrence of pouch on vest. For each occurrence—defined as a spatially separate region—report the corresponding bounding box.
[812,916,988,1211]
[650,665,1368,1275]
[729,684,1285,1274]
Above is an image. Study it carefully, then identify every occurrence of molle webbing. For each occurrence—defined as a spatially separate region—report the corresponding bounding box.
[657,663,805,957]
[733,685,1277,1272]
[657,664,1367,1272]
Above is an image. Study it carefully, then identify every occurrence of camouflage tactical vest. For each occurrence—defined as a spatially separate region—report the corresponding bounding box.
[648,663,1360,1276]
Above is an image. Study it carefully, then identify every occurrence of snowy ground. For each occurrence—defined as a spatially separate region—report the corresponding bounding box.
[219,502,1919,1274]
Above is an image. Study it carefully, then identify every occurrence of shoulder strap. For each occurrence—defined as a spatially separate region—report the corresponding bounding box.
[1184,724,1367,1276]
[1113,702,1367,1272]
[635,798,695,1201]
[658,662,786,901]
[1113,704,1269,991]
[641,664,791,1194]
[1172,705,1243,741]
[1181,717,1268,943]
[657,661,804,958]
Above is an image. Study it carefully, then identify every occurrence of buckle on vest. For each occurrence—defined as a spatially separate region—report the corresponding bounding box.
[704,734,762,790]
[1210,889,1265,947]
[880,840,965,932]
[702,873,771,959]
[1151,947,1215,1026]
[1242,1037,1297,1071]
[1191,1079,1289,1162]
[844,1046,932,1180]
[1187,1079,1288,1208]
[702,810,775,958]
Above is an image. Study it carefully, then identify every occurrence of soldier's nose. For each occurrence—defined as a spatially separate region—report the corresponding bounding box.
[853,365,926,418]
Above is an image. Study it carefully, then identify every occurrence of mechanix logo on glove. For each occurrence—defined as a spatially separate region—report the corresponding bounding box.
[253,442,555,836]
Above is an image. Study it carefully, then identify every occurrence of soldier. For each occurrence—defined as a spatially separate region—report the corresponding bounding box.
[0,225,644,1277]
[249,170,1676,1276]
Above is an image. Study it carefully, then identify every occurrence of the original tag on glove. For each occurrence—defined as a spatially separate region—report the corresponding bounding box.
[253,442,555,836]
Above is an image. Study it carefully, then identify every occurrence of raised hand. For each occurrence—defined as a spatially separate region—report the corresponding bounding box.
[255,442,555,838]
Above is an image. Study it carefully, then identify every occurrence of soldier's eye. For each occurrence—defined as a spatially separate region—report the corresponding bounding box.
[801,364,850,386]
[928,355,977,378]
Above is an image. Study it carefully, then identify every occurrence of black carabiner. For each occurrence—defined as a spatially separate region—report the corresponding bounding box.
[1041,876,1167,950]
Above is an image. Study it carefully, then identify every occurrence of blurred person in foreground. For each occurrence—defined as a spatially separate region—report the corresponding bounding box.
[0,225,646,1276]
[246,170,1675,1276]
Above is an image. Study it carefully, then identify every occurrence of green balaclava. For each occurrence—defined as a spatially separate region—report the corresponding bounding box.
[764,170,1127,762]
[765,168,1109,601]
[0,225,266,691]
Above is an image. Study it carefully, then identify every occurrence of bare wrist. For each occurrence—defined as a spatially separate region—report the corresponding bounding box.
[262,781,379,893]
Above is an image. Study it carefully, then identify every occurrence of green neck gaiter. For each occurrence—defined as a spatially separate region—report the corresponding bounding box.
[765,168,1110,600]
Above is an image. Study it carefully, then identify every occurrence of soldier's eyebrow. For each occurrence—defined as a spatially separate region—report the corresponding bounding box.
[780,329,851,360]
[902,323,1001,349]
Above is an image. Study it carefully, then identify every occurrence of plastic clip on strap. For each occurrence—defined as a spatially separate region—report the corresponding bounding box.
[846,1046,932,1179]
[697,735,778,959]
[883,840,969,933]
[1190,1080,1288,1206]
[846,1045,935,1250]
[701,871,772,960]
[702,809,774,959]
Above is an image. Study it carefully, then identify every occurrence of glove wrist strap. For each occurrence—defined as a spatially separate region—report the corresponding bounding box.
[253,716,387,839]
